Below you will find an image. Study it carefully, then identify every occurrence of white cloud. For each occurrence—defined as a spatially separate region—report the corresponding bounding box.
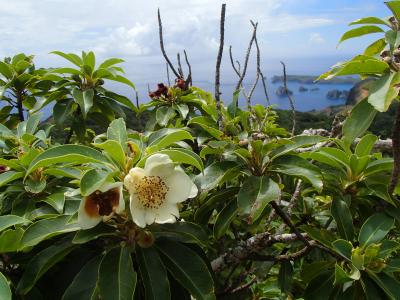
[309,33,325,44]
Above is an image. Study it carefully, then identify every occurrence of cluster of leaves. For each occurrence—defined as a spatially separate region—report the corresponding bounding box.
[0,2,400,300]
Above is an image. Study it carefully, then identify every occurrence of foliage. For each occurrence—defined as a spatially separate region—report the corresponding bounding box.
[0,2,399,300]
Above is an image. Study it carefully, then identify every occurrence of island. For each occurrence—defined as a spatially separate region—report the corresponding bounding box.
[271,75,359,85]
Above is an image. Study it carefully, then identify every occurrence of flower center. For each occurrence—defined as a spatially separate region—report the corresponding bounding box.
[85,188,120,217]
[135,176,169,209]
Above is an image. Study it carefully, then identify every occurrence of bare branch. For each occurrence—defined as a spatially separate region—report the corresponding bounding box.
[390,104,400,194]
[158,9,181,79]
[215,3,226,132]
[166,63,171,86]
[280,61,296,136]
[177,52,184,78]
[183,49,192,88]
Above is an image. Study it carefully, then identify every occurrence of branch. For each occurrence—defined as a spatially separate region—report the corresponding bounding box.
[158,9,181,79]
[280,61,296,136]
[215,3,226,132]
[177,52,184,78]
[390,104,400,194]
[183,49,192,88]
[166,63,171,86]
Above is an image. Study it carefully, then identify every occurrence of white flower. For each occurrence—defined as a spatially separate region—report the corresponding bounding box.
[124,154,198,228]
[77,182,125,229]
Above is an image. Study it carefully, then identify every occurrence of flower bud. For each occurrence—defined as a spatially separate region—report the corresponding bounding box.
[136,230,155,248]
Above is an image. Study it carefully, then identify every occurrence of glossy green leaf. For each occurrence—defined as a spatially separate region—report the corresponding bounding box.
[98,58,125,69]
[332,239,353,260]
[0,272,11,300]
[107,118,128,149]
[17,239,76,295]
[98,247,137,300]
[147,128,194,153]
[364,38,387,56]
[359,213,394,248]
[0,62,13,79]
[151,222,208,246]
[0,228,24,253]
[304,270,334,300]
[0,215,29,232]
[157,240,215,300]
[107,75,135,89]
[271,135,326,159]
[72,88,93,118]
[338,26,384,45]
[94,140,126,168]
[355,134,378,157]
[156,106,175,127]
[271,156,323,191]
[21,215,80,247]
[80,169,112,196]
[72,223,116,244]
[343,99,377,146]
[367,270,400,299]
[368,72,399,112]
[0,171,24,188]
[187,116,224,139]
[386,1,400,22]
[62,256,102,300]
[136,246,170,300]
[51,51,82,67]
[237,176,280,223]
[213,200,238,238]
[26,145,110,177]
[350,17,390,26]
[331,198,354,241]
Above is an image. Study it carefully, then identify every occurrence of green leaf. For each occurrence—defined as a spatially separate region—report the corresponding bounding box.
[107,75,135,89]
[136,247,170,300]
[72,88,94,118]
[332,239,353,260]
[147,128,194,153]
[368,72,400,112]
[62,256,101,300]
[107,118,128,149]
[237,176,280,223]
[98,58,125,69]
[156,106,175,127]
[194,188,239,224]
[17,239,76,295]
[271,156,323,191]
[364,38,387,56]
[139,148,203,172]
[151,222,208,247]
[367,270,400,299]
[50,67,81,75]
[338,26,384,45]
[386,1,400,22]
[318,55,389,80]
[271,136,326,160]
[304,271,334,300]
[0,171,24,188]
[26,145,110,177]
[0,61,13,79]
[51,51,82,67]
[331,198,354,241]
[355,134,378,157]
[94,140,126,168]
[157,240,215,300]
[278,261,293,293]
[98,247,137,300]
[21,215,80,247]
[0,215,29,232]
[350,17,390,26]
[80,169,112,196]
[42,192,65,214]
[0,272,11,300]
[72,223,116,244]
[187,116,224,139]
[213,200,238,238]
[358,213,394,248]
[83,51,96,73]
[343,99,377,146]
[0,228,24,253]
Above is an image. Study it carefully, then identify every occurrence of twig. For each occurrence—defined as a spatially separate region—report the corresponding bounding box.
[177,52,184,78]
[389,104,400,194]
[277,180,302,234]
[270,201,309,246]
[215,3,226,131]
[260,72,271,106]
[166,63,171,86]
[183,50,192,88]
[229,276,257,294]
[158,9,181,79]
[234,22,257,92]
[280,61,296,136]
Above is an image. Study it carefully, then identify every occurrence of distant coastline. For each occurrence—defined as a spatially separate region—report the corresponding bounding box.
[271,75,359,85]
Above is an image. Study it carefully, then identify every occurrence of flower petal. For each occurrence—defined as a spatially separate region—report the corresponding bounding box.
[77,197,102,230]
[124,167,145,193]
[145,154,174,177]
[154,204,179,224]
[130,194,148,228]
[163,167,198,204]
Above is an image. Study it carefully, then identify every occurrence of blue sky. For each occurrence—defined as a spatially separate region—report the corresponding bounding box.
[0,0,390,85]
